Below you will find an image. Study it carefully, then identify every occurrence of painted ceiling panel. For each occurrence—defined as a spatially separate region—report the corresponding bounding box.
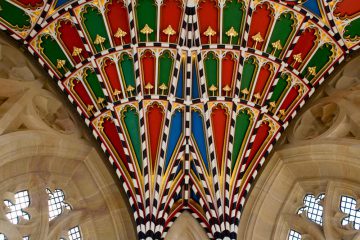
[0,0,359,239]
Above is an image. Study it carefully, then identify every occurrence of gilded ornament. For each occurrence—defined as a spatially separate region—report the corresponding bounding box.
[252,32,264,49]
[113,89,122,100]
[222,85,231,96]
[56,59,68,72]
[141,24,154,42]
[271,40,283,55]
[209,84,218,96]
[114,28,127,45]
[225,27,238,44]
[203,26,216,44]
[126,85,135,97]
[159,83,168,95]
[163,25,176,43]
[72,47,84,61]
[145,82,154,94]
[94,34,106,51]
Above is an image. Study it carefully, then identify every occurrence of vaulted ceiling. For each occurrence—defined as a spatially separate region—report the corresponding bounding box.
[0,0,359,239]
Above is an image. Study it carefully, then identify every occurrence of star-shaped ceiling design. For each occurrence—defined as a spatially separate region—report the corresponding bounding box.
[0,0,359,239]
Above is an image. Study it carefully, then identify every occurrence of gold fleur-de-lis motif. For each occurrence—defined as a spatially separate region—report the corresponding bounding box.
[241,87,249,97]
[305,66,317,79]
[252,32,264,49]
[126,85,135,97]
[292,53,302,67]
[204,26,216,44]
[56,59,68,72]
[72,47,84,61]
[162,25,176,43]
[113,89,122,100]
[268,101,276,111]
[141,24,154,42]
[114,28,127,45]
[253,92,261,103]
[222,85,231,96]
[271,40,283,55]
[209,84,218,96]
[94,34,106,51]
[225,27,238,45]
[278,109,285,116]
[144,82,154,94]
[87,104,95,115]
[97,97,105,108]
[159,83,168,95]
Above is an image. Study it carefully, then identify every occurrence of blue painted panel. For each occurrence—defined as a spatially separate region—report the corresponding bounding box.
[165,109,183,170]
[176,62,184,98]
[191,110,209,170]
[191,188,200,203]
[192,62,200,99]
[302,0,322,17]
[191,160,199,178]
[55,0,73,8]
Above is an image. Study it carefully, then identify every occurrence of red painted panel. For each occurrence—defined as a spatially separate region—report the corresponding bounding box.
[287,28,317,69]
[147,103,164,173]
[279,85,300,112]
[71,79,93,108]
[106,0,131,45]
[57,20,89,64]
[160,0,182,43]
[141,50,156,94]
[246,121,270,166]
[334,0,360,19]
[253,63,272,98]
[247,3,273,50]
[16,0,43,8]
[211,105,228,171]
[221,52,236,96]
[198,0,219,44]
[103,118,129,168]
[104,58,122,97]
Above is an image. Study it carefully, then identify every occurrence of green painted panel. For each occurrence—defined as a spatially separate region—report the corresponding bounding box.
[136,0,157,41]
[222,0,244,44]
[204,52,218,93]
[84,68,105,99]
[270,73,290,103]
[82,5,111,52]
[344,18,360,40]
[39,34,73,75]
[158,51,174,94]
[119,53,136,93]
[266,12,295,57]
[231,110,251,171]
[240,57,257,92]
[0,0,31,30]
[122,106,142,168]
[301,43,333,81]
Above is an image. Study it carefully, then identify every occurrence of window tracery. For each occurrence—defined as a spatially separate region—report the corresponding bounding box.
[68,226,82,240]
[47,188,71,220]
[0,37,134,239]
[340,195,360,230]
[288,230,301,240]
[2,188,81,239]
[297,193,325,225]
[286,191,360,239]
[3,190,30,224]
[59,226,82,240]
